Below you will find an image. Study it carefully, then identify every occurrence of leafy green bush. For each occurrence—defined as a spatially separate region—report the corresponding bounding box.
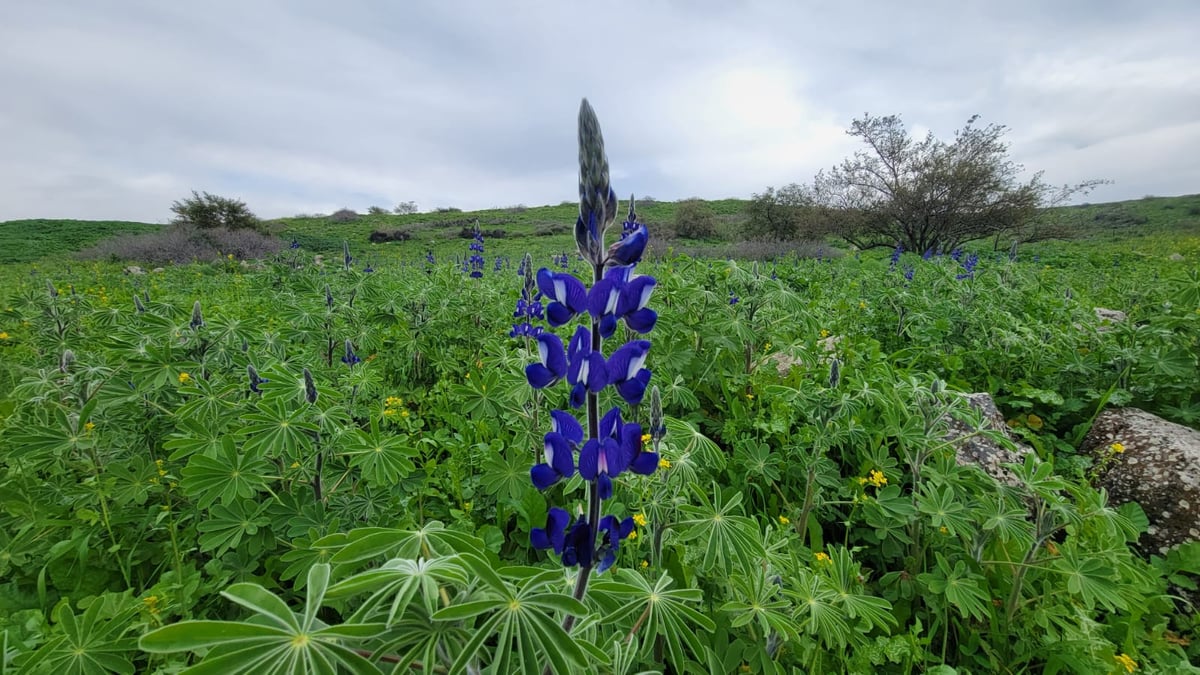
[674,199,718,239]
[170,191,261,232]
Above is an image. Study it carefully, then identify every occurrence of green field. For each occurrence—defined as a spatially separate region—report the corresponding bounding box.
[0,196,1199,673]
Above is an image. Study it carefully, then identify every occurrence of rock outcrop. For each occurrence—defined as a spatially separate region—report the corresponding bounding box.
[1082,408,1200,555]
[948,393,1035,488]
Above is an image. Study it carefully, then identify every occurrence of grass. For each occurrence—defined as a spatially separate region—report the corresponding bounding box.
[0,219,161,263]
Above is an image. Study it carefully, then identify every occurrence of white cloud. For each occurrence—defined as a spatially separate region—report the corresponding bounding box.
[0,0,1197,221]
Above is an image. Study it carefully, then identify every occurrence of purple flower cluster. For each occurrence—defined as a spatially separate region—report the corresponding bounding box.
[526,100,658,574]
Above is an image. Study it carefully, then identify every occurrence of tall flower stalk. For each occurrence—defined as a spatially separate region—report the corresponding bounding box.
[525,99,658,635]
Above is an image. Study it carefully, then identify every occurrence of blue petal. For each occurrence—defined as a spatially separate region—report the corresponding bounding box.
[550,410,583,446]
[567,325,591,358]
[606,224,647,266]
[607,340,651,384]
[598,314,618,339]
[569,382,586,409]
[615,369,650,405]
[531,463,561,490]
[599,407,622,439]
[525,363,557,389]
[584,352,608,392]
[623,308,657,333]
[546,302,574,327]
[617,275,656,315]
[587,277,621,318]
[597,473,613,500]
[578,438,599,480]
[546,433,576,478]
[631,451,658,475]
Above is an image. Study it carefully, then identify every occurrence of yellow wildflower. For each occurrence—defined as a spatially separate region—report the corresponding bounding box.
[632,513,648,527]
[383,408,395,416]
[867,469,888,488]
[1114,653,1137,673]
[0,331,8,340]
[819,329,830,338]
[658,457,671,469]
[227,253,234,260]
[640,560,649,568]
[401,410,409,418]
[1026,414,1044,430]
[763,342,772,351]
[290,461,300,469]
[177,372,191,384]
[628,530,638,540]
[746,393,754,400]
[858,301,867,310]
[143,595,162,615]
[1110,442,1125,454]
[84,421,95,432]
[641,433,651,445]
[1045,540,1059,556]
[778,515,790,525]
[814,551,831,564]
[939,526,949,535]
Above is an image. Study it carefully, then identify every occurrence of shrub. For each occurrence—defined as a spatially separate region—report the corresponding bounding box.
[367,206,389,216]
[534,223,568,237]
[170,191,261,231]
[78,226,283,264]
[330,209,359,223]
[368,229,412,243]
[458,227,505,239]
[673,199,718,239]
[394,201,419,215]
[435,207,463,213]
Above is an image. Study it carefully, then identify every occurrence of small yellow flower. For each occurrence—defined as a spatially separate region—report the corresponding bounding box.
[628,530,638,540]
[177,372,191,384]
[858,301,867,310]
[658,457,671,469]
[939,526,949,535]
[84,421,95,432]
[641,433,651,445]
[143,595,161,614]
[745,393,754,400]
[383,408,395,416]
[1110,442,1125,454]
[1026,414,1044,430]
[400,410,409,418]
[227,253,234,260]
[819,329,830,339]
[0,331,9,340]
[632,513,648,527]
[1045,540,1059,556]
[1114,653,1137,673]
[762,342,772,351]
[640,560,649,568]
[290,461,301,469]
[867,469,888,488]
[814,551,831,564]
[778,515,790,525]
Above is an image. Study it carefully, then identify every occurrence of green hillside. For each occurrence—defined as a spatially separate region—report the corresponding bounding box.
[0,218,160,263]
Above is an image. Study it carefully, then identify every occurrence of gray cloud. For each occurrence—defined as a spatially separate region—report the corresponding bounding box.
[1,0,1197,222]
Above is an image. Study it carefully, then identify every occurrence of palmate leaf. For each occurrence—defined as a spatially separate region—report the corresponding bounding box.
[164,416,229,461]
[1052,546,1128,612]
[917,553,992,622]
[239,400,319,459]
[327,555,468,625]
[718,568,799,644]
[479,448,534,504]
[675,484,764,575]
[339,427,417,488]
[316,523,485,565]
[590,568,716,669]
[786,570,853,648]
[196,499,271,555]
[139,564,385,675]
[19,600,138,675]
[431,555,591,675]
[181,437,272,509]
[916,484,975,537]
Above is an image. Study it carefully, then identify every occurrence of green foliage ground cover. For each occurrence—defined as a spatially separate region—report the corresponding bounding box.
[0,215,1198,673]
[0,220,161,264]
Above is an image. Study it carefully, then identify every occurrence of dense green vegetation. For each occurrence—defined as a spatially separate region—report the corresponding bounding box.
[1,203,1198,672]
[0,220,161,264]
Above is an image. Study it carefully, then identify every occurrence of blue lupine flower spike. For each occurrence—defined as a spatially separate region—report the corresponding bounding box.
[576,99,618,266]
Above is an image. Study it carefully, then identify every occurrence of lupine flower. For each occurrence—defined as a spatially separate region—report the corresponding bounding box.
[290,237,301,249]
[134,295,146,313]
[303,368,318,403]
[595,515,635,572]
[525,332,567,388]
[247,364,267,394]
[956,253,979,281]
[889,243,903,271]
[576,100,618,267]
[47,279,58,299]
[343,241,353,270]
[922,248,934,261]
[567,326,608,408]
[537,269,587,327]
[467,227,485,278]
[903,264,915,282]
[341,339,361,367]
[606,340,651,405]
[531,410,583,489]
[363,262,375,274]
[729,292,739,305]
[511,253,546,339]
[190,301,204,329]
[829,357,841,388]
[950,248,964,262]
[325,285,334,310]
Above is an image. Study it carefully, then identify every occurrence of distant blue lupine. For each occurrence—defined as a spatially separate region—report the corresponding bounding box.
[342,241,353,270]
[341,339,361,367]
[950,247,964,262]
[889,243,903,272]
[956,253,979,280]
[467,227,485,278]
[510,253,545,339]
[922,248,934,261]
[290,237,301,249]
[425,250,435,274]
[527,100,655,588]
[247,364,267,394]
[903,263,915,282]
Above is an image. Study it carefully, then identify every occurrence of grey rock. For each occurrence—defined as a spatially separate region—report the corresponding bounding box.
[1093,307,1127,325]
[1082,408,1200,556]
[948,393,1035,488]
[1169,253,1185,262]
[123,265,145,275]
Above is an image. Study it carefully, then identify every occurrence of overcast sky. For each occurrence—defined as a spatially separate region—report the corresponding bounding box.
[2,1,1198,222]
